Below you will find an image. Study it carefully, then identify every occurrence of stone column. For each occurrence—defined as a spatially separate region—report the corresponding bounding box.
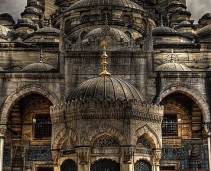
[120,148,134,171]
[0,126,6,171]
[77,147,90,171]
[51,149,60,171]
[152,149,162,171]
[205,123,211,171]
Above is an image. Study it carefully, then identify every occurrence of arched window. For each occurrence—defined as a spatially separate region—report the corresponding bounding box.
[137,136,151,149]
[81,15,89,23]
[122,14,131,23]
[125,31,132,38]
[60,159,77,171]
[102,13,111,21]
[91,159,120,171]
[80,31,87,39]
[93,134,119,147]
[134,160,152,171]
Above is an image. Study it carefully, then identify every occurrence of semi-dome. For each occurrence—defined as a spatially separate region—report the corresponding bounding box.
[0,13,15,24]
[68,0,145,11]
[82,27,130,44]
[22,62,56,72]
[22,50,56,72]
[0,25,11,37]
[156,62,191,71]
[152,26,177,36]
[201,13,211,19]
[66,77,144,102]
[197,24,211,37]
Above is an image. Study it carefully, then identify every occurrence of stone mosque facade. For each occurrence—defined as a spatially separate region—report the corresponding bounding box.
[0,0,211,171]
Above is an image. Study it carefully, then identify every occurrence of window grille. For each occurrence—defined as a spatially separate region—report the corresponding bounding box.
[162,114,178,136]
[34,114,52,138]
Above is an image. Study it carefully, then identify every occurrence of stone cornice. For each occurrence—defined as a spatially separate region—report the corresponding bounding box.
[50,100,163,123]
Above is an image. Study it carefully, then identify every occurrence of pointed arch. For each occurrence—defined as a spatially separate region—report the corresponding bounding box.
[52,128,77,150]
[0,84,60,125]
[133,125,162,149]
[156,83,210,123]
[83,123,126,145]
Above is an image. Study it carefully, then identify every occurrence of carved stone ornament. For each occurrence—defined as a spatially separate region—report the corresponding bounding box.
[51,149,60,165]
[123,148,134,164]
[204,123,211,134]
[0,125,7,136]
[153,149,162,165]
[78,148,89,165]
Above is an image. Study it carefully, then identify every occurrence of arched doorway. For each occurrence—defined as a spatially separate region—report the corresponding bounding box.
[91,159,120,171]
[60,159,77,171]
[4,93,53,169]
[160,92,209,170]
[134,160,152,171]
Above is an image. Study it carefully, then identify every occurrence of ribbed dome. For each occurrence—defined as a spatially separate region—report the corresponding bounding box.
[0,25,11,37]
[197,24,211,37]
[36,27,60,34]
[22,62,56,72]
[66,77,144,102]
[68,0,145,11]
[82,27,130,44]
[152,26,177,36]
[156,63,191,71]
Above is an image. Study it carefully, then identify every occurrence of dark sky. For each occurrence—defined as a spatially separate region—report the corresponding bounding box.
[0,0,210,23]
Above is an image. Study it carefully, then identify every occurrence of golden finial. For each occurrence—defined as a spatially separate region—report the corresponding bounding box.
[99,41,111,77]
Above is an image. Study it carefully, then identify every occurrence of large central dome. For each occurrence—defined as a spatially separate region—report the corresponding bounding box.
[66,77,144,102]
[68,0,145,11]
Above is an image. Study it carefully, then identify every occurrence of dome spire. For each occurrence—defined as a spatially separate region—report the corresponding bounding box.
[99,41,111,77]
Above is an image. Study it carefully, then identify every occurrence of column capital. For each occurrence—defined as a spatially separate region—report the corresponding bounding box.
[153,149,162,165]
[0,125,6,137]
[204,122,211,134]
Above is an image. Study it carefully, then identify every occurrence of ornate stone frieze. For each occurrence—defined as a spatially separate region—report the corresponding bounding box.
[51,100,163,122]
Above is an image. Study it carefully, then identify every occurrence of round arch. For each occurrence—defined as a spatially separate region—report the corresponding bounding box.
[156,83,210,123]
[0,84,60,125]
[133,125,162,149]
